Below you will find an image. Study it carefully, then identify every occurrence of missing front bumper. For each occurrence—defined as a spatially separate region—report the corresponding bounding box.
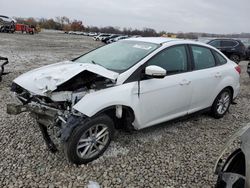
[6,103,28,115]
[7,103,59,153]
[7,102,59,117]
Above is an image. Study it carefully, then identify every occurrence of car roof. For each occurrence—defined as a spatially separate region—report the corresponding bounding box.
[125,37,211,47]
[126,37,180,44]
[209,38,240,42]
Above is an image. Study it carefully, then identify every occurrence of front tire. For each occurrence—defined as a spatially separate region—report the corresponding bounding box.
[64,115,114,165]
[211,88,232,119]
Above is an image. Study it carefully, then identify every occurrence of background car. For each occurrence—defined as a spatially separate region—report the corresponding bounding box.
[0,15,16,33]
[107,35,128,43]
[93,34,111,41]
[207,39,246,64]
[8,38,241,165]
[101,34,120,44]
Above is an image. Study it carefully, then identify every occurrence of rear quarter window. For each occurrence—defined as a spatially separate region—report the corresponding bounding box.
[213,51,227,65]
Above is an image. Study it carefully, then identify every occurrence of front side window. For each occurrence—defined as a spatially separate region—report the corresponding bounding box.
[74,41,159,73]
[147,45,188,75]
[191,46,216,70]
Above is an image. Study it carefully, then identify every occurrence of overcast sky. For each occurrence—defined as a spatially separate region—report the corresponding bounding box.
[1,0,249,33]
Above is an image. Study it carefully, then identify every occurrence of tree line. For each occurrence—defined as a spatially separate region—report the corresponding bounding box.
[14,16,161,37]
[13,16,250,38]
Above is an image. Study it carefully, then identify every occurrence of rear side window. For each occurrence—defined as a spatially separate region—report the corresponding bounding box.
[191,46,216,70]
[221,40,237,47]
[147,45,188,75]
[214,51,227,65]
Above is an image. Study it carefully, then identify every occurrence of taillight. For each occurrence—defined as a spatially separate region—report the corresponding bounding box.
[235,65,241,74]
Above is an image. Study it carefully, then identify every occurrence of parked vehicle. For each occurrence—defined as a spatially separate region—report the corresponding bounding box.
[15,24,35,34]
[93,34,111,41]
[0,15,15,33]
[88,32,98,37]
[0,56,9,82]
[207,39,246,64]
[107,35,128,43]
[7,38,240,164]
[101,34,120,44]
[215,123,250,188]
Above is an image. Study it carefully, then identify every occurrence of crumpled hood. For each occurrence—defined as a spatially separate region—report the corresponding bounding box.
[13,61,119,95]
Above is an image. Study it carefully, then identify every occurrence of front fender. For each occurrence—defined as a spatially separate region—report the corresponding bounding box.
[73,82,138,118]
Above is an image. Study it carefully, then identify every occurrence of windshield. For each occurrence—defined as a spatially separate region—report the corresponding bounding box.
[74,40,159,73]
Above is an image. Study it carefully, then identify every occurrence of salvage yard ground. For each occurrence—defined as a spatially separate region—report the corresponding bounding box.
[0,31,250,187]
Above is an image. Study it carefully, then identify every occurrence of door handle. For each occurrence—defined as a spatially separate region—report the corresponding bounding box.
[215,72,222,78]
[179,79,191,86]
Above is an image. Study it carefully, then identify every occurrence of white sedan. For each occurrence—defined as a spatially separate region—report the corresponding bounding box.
[8,37,241,164]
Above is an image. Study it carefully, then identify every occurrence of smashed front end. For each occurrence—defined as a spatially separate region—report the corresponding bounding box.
[7,62,118,152]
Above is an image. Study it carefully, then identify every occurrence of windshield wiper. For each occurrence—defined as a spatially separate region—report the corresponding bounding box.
[91,60,102,66]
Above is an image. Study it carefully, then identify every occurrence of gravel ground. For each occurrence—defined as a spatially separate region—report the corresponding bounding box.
[0,31,249,188]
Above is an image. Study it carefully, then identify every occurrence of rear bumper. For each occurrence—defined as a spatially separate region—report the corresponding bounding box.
[233,83,240,100]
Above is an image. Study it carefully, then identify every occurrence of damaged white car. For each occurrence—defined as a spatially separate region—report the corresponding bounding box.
[7,38,240,164]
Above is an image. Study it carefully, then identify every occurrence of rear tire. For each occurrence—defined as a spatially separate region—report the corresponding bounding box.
[64,114,114,165]
[211,88,232,119]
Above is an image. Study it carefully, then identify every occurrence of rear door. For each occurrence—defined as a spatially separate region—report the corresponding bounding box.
[187,45,223,113]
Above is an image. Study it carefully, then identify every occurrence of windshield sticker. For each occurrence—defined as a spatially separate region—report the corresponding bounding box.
[133,44,152,50]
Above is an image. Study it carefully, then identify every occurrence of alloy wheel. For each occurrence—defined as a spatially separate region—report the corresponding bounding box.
[216,91,231,115]
[76,124,110,159]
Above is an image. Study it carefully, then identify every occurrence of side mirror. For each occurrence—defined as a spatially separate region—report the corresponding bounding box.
[145,65,166,79]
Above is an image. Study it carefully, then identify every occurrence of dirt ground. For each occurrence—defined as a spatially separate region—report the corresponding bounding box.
[0,31,250,188]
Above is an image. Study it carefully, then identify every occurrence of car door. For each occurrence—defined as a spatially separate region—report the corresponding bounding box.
[187,45,222,113]
[136,45,193,129]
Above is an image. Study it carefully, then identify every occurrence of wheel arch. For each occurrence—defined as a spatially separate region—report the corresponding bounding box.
[223,86,234,101]
[94,105,136,130]
[222,148,245,175]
